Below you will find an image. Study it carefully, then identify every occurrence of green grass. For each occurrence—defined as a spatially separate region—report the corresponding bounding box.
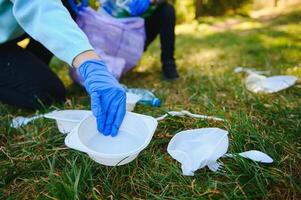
[1,5,301,199]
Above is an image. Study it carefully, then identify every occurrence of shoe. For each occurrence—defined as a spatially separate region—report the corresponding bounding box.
[162,60,179,80]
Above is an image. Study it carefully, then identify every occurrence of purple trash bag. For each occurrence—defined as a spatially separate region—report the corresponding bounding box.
[69,7,146,85]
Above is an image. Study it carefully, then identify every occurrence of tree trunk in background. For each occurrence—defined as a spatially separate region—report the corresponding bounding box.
[195,0,203,19]
[274,0,279,7]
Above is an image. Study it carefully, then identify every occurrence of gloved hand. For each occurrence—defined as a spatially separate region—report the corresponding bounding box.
[128,0,151,16]
[78,60,126,137]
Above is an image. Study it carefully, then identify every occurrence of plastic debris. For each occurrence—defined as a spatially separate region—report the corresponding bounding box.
[11,93,141,129]
[167,128,273,176]
[10,114,44,128]
[226,150,273,163]
[11,109,273,175]
[65,112,158,166]
[126,88,161,107]
[10,110,90,133]
[167,128,229,176]
[156,110,224,122]
[234,66,270,75]
[245,73,298,93]
[44,110,91,134]
[116,0,132,12]
[126,92,141,111]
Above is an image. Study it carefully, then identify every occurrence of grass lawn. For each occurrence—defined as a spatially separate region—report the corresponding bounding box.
[1,4,301,200]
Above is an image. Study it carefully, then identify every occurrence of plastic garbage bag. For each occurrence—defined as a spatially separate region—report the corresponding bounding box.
[245,73,298,93]
[167,128,229,176]
[75,7,145,79]
[69,52,126,83]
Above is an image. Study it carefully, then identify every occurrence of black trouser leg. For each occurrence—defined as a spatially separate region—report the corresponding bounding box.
[26,39,53,65]
[144,2,176,62]
[144,3,179,79]
[0,0,78,109]
[0,43,66,110]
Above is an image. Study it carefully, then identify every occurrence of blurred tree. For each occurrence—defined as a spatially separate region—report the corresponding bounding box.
[172,0,253,21]
[173,0,195,23]
[195,0,253,16]
[195,0,203,18]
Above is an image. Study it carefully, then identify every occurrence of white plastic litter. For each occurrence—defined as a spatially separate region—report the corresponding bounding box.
[11,114,44,128]
[126,92,141,111]
[156,110,224,122]
[11,92,144,130]
[167,128,229,176]
[11,108,273,174]
[65,112,158,166]
[227,150,273,163]
[167,128,273,176]
[234,66,270,75]
[11,92,140,129]
[44,110,91,134]
[245,73,298,93]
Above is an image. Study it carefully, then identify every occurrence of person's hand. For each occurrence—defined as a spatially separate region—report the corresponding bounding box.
[78,60,126,137]
[128,0,151,16]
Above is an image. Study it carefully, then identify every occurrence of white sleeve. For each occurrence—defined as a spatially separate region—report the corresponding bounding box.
[11,0,93,65]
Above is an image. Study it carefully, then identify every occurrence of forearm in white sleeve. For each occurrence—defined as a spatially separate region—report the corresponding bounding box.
[11,0,93,65]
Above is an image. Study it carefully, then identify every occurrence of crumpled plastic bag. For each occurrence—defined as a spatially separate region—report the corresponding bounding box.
[245,73,298,93]
[167,128,273,176]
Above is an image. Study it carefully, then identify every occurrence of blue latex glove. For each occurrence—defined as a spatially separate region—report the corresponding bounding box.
[128,0,151,16]
[79,60,126,137]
